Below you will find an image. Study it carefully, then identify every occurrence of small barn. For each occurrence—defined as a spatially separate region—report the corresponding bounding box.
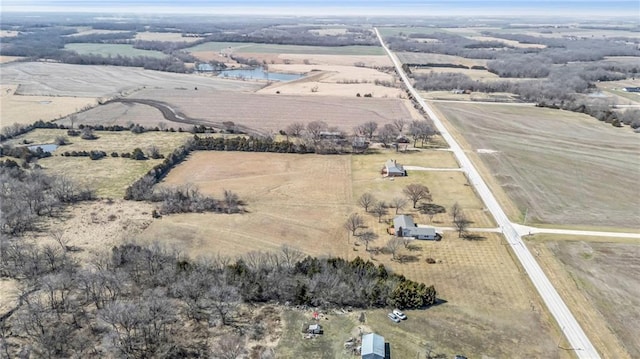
[382,159,407,177]
[307,324,323,334]
[393,215,442,240]
[361,333,385,359]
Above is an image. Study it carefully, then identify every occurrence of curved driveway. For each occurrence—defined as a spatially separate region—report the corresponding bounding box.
[375,28,601,358]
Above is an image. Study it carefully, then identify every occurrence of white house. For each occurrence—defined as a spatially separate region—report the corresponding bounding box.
[393,215,442,240]
[361,333,385,359]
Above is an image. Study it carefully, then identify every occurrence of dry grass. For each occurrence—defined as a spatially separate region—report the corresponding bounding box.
[135,150,563,357]
[0,56,24,63]
[526,235,640,358]
[412,67,501,81]
[396,52,488,67]
[433,102,640,228]
[138,152,353,258]
[466,35,547,48]
[595,78,640,105]
[134,32,201,42]
[132,88,414,133]
[1,85,96,127]
[1,62,261,97]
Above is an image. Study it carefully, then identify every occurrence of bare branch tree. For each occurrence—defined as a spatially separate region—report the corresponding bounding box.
[403,184,432,209]
[450,202,461,224]
[358,193,376,213]
[392,118,407,133]
[286,122,305,137]
[372,201,388,223]
[453,212,471,238]
[386,237,403,260]
[390,197,408,214]
[357,231,378,251]
[344,213,364,236]
[361,121,379,140]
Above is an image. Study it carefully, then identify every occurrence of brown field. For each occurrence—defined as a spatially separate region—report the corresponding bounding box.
[258,65,403,98]
[0,62,261,98]
[595,78,640,105]
[433,102,640,229]
[421,90,526,102]
[130,88,414,132]
[9,129,192,197]
[135,151,564,357]
[396,52,488,67]
[466,35,547,48]
[1,85,97,127]
[412,67,501,81]
[0,56,24,63]
[56,101,182,128]
[350,149,495,228]
[526,235,640,358]
[138,152,354,258]
[64,27,129,37]
[134,32,201,42]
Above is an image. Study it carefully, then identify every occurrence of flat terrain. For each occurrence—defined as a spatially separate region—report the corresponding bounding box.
[130,88,414,132]
[10,129,192,198]
[1,85,96,126]
[434,102,640,228]
[139,152,354,258]
[412,67,500,81]
[134,32,201,42]
[64,43,168,59]
[187,42,385,55]
[137,151,563,358]
[396,52,488,67]
[527,235,640,358]
[0,62,261,98]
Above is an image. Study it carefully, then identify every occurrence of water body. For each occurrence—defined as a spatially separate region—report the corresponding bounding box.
[218,67,303,82]
[28,144,58,153]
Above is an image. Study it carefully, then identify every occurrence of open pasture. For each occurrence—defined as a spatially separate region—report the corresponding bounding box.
[187,41,385,56]
[527,236,640,358]
[134,32,201,42]
[0,62,261,98]
[350,150,494,228]
[1,85,96,127]
[412,67,500,81]
[64,43,168,59]
[56,101,180,129]
[396,52,487,67]
[131,88,414,133]
[139,152,353,258]
[434,102,640,228]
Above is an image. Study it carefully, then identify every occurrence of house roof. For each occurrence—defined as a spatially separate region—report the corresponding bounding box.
[393,215,415,230]
[385,159,404,174]
[361,333,385,359]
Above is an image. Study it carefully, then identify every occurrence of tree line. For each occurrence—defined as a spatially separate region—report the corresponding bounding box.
[0,239,436,357]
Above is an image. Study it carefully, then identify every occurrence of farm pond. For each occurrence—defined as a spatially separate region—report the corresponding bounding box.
[218,67,303,81]
[28,144,58,153]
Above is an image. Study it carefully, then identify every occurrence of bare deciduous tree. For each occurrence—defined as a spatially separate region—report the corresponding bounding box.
[361,121,379,140]
[286,122,305,137]
[403,184,432,209]
[344,213,364,236]
[357,231,378,251]
[390,197,408,214]
[386,237,403,260]
[306,121,328,143]
[372,201,388,223]
[358,193,376,213]
[214,334,247,359]
[392,118,407,133]
[450,202,461,223]
[378,124,399,147]
[453,212,471,238]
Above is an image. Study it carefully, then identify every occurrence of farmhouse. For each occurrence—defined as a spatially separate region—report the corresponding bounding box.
[393,215,442,240]
[381,159,407,177]
[361,333,386,359]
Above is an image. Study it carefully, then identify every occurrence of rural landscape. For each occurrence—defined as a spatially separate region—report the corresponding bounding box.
[0,2,639,359]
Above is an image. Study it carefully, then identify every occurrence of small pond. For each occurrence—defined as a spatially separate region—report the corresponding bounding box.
[218,67,303,82]
[28,144,58,153]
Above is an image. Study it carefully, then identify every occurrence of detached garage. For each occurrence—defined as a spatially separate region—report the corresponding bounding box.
[361,333,386,359]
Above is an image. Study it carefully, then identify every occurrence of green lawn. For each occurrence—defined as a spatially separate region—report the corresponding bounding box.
[64,43,168,59]
[186,41,385,55]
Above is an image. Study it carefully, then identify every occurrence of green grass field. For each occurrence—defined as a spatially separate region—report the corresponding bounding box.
[64,43,168,59]
[186,41,385,55]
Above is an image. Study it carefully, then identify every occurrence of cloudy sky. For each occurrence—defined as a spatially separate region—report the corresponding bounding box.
[1,0,638,16]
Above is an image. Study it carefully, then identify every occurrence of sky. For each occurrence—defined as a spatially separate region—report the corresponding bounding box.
[1,0,639,17]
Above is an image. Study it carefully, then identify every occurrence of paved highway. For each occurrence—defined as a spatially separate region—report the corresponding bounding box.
[375,28,601,359]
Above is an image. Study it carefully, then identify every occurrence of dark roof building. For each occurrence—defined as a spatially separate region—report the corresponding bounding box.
[361,333,385,359]
[393,215,442,240]
[382,159,406,177]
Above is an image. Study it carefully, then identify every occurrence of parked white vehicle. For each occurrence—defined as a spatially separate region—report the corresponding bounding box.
[387,312,401,323]
[392,309,407,320]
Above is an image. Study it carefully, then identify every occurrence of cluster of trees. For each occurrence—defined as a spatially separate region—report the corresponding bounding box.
[193,135,314,154]
[0,145,51,163]
[0,167,94,234]
[0,242,436,357]
[0,120,64,142]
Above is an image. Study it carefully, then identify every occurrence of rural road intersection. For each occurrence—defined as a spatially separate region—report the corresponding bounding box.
[375,28,604,359]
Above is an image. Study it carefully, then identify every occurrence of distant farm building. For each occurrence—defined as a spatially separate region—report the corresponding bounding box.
[307,324,323,335]
[195,63,215,72]
[393,215,442,240]
[381,159,407,177]
[361,333,386,359]
[622,87,640,93]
